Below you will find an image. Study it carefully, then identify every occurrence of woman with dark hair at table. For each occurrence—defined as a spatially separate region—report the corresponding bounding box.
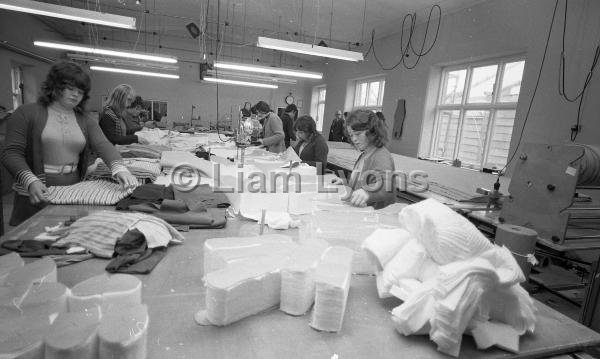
[99,84,139,144]
[254,101,285,153]
[293,115,328,175]
[1,61,138,225]
[331,109,396,209]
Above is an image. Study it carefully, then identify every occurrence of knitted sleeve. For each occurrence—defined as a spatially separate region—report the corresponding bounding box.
[99,109,139,145]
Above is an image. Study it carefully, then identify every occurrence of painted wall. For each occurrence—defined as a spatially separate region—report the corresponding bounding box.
[318,0,600,172]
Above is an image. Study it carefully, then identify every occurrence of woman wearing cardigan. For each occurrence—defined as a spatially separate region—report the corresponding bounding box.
[99,84,139,145]
[293,115,328,175]
[254,101,285,153]
[1,61,138,225]
[331,109,396,209]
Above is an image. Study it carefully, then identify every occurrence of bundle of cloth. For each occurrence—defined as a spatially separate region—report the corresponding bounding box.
[87,158,162,183]
[53,210,184,274]
[46,179,135,206]
[135,128,173,147]
[361,198,536,357]
[116,183,229,229]
[115,143,170,159]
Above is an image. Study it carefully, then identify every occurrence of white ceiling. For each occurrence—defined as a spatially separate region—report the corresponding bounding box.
[32,0,488,64]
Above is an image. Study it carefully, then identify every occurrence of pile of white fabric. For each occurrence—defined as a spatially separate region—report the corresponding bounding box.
[362,198,536,357]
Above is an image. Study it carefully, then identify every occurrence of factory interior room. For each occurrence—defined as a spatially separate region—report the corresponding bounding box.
[1,0,600,357]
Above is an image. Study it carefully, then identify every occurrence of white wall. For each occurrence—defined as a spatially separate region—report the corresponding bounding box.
[318,0,600,171]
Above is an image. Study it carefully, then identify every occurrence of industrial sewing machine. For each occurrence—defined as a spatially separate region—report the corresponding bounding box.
[499,143,600,251]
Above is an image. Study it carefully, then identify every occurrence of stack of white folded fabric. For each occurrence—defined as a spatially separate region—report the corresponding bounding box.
[366,199,536,357]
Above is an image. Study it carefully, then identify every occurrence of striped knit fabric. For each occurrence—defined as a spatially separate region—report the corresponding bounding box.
[115,144,170,159]
[88,158,161,182]
[46,179,135,205]
[54,211,184,258]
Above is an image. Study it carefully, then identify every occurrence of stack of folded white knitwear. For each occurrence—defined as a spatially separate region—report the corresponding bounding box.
[197,235,354,332]
[0,252,149,359]
[362,199,536,357]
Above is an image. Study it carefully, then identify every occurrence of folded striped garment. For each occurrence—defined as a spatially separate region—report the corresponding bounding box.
[54,210,184,258]
[88,158,161,181]
[47,180,135,205]
[115,143,170,159]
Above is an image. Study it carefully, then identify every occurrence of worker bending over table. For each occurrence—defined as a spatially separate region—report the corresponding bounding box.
[0,61,138,226]
[100,84,140,145]
[293,115,328,175]
[331,109,396,209]
[254,101,285,153]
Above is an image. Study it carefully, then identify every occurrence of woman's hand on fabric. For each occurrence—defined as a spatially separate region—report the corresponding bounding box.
[28,181,49,204]
[350,188,370,207]
[115,171,138,190]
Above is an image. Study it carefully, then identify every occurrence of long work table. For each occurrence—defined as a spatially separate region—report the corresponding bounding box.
[2,204,600,358]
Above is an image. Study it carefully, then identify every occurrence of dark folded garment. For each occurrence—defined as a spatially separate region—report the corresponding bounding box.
[106,228,168,274]
[1,240,67,257]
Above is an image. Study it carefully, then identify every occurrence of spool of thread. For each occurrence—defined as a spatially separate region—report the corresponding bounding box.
[570,144,600,186]
[494,224,538,279]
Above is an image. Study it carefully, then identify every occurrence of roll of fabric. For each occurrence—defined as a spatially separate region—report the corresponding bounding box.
[494,224,537,279]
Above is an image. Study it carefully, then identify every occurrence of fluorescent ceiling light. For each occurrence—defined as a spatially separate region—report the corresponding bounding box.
[90,66,179,79]
[0,0,136,29]
[257,36,363,62]
[67,53,179,71]
[207,69,297,84]
[204,77,278,89]
[214,61,322,79]
[34,41,177,64]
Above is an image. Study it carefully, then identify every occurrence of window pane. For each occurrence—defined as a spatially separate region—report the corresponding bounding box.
[356,82,367,107]
[319,88,326,102]
[485,110,515,169]
[434,110,460,159]
[467,65,498,103]
[457,110,490,167]
[442,69,466,104]
[499,61,525,102]
[317,103,325,129]
[367,81,380,106]
[379,81,385,105]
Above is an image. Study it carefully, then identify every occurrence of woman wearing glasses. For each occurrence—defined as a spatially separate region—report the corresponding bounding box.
[1,61,137,225]
[331,109,396,209]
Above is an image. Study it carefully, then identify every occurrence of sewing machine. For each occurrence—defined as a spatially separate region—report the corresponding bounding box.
[499,143,600,251]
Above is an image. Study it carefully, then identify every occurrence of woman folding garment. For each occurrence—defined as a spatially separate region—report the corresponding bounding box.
[1,61,138,225]
[293,115,328,175]
[331,109,396,209]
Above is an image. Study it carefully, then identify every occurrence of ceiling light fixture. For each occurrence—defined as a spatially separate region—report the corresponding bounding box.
[203,77,278,89]
[0,0,136,29]
[257,36,363,62]
[67,53,179,71]
[90,66,179,79]
[207,70,297,84]
[34,41,177,63]
[214,61,322,79]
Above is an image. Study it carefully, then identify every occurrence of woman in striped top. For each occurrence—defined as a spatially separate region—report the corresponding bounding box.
[99,84,139,145]
[1,61,138,225]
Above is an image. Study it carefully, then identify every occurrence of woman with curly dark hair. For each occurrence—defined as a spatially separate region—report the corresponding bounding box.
[99,84,139,144]
[293,115,328,174]
[331,109,396,209]
[1,61,138,225]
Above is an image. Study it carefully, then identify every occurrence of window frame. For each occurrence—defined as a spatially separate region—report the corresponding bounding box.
[311,85,327,132]
[353,77,385,111]
[430,55,525,169]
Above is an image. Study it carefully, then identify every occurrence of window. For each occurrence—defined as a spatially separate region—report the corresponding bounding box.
[431,58,525,169]
[310,85,326,132]
[11,65,24,110]
[354,78,385,111]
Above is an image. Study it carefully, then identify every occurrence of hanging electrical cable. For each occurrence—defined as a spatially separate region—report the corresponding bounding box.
[363,4,441,71]
[498,0,560,177]
[557,0,599,141]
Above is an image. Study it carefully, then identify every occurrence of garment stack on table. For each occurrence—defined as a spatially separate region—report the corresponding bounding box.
[116,183,229,230]
[0,253,149,358]
[362,198,536,357]
[87,157,162,183]
[115,143,170,159]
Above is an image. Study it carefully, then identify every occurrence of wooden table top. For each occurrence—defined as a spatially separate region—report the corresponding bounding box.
[2,204,600,358]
